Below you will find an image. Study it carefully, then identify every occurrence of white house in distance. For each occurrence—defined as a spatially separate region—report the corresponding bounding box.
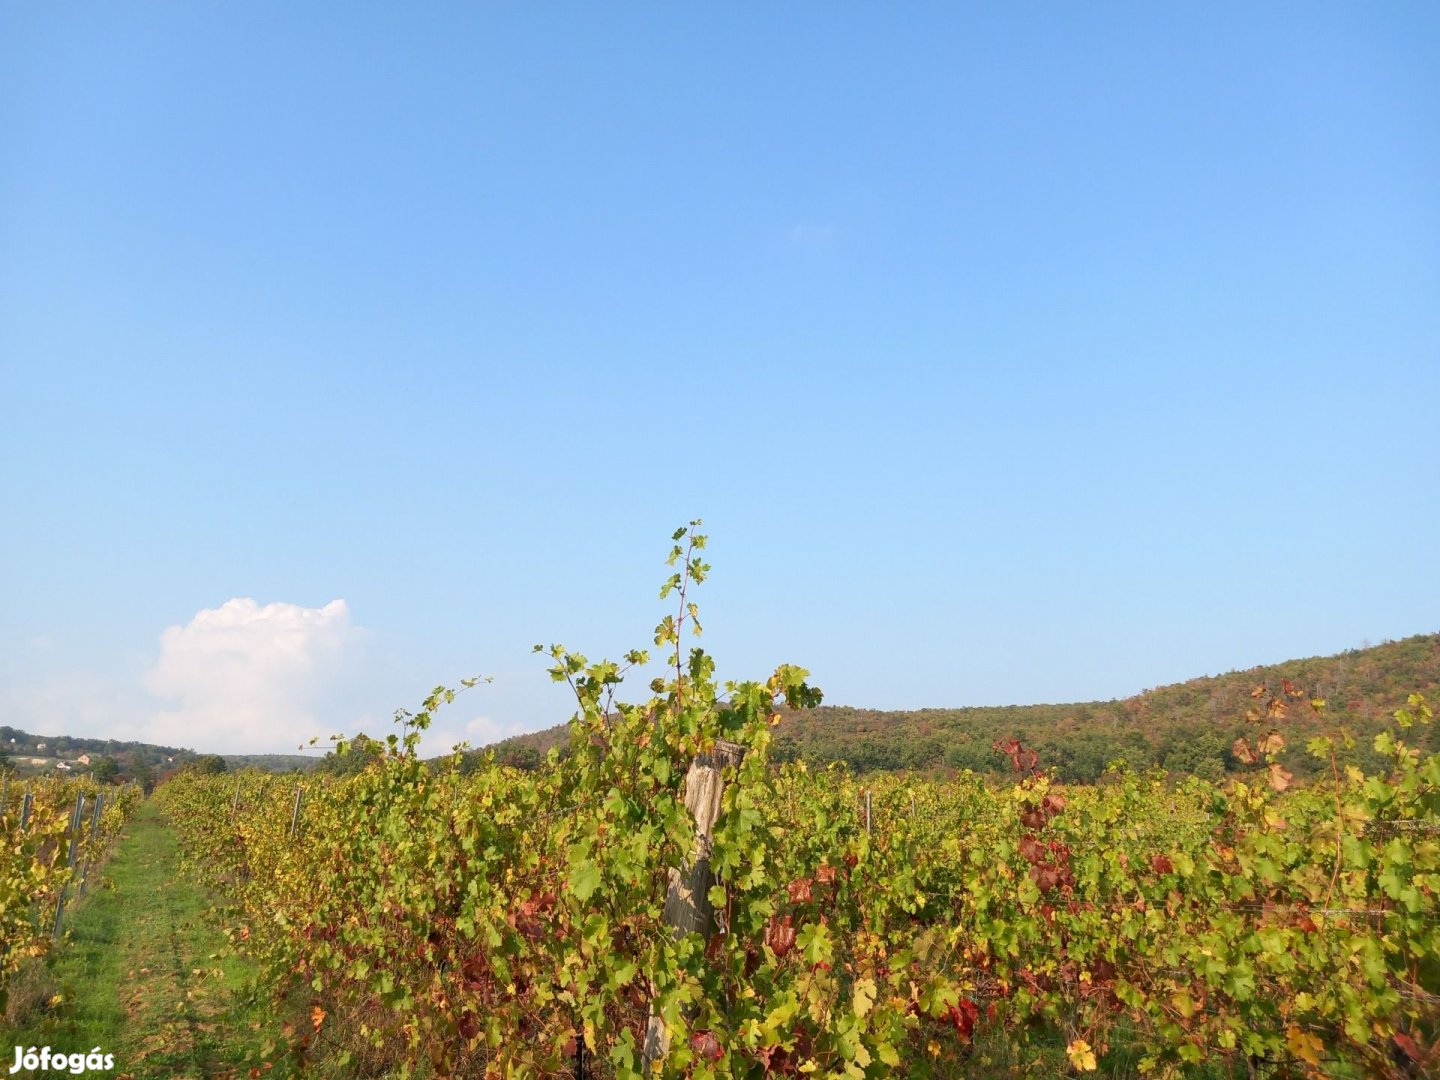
[77,754,92,765]
[35,742,46,751]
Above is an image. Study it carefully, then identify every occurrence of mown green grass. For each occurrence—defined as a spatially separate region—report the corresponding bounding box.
[2,799,289,1079]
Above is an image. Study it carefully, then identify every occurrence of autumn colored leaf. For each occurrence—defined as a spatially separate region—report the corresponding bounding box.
[1287,1026,1323,1065]
[1267,763,1293,792]
[1394,1033,1421,1061]
[1066,1039,1098,1071]
[947,999,979,1039]
[766,916,797,958]
[690,1031,723,1062]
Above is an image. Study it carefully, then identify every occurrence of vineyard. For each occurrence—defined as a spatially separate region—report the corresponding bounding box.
[0,775,141,1011]
[145,528,1440,1079]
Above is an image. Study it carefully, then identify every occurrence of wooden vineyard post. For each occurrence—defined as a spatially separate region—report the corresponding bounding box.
[19,786,33,831]
[642,738,746,1068]
[69,792,85,848]
[53,793,86,938]
[288,786,303,839]
[79,793,104,895]
[865,790,872,836]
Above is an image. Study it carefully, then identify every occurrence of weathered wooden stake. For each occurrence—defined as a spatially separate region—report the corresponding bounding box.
[20,787,32,831]
[79,794,104,895]
[865,790,872,836]
[52,795,86,939]
[642,738,745,1067]
[232,777,242,820]
[288,786,303,839]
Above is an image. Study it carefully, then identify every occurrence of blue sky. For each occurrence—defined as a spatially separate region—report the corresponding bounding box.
[2,4,1437,754]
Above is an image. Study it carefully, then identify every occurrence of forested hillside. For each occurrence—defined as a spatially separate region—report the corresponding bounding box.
[487,633,1440,782]
[0,725,192,785]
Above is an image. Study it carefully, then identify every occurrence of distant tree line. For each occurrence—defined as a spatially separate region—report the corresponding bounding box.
[448,634,1438,785]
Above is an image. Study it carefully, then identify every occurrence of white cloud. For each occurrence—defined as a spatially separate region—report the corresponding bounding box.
[464,715,497,739]
[142,598,357,754]
[0,606,574,759]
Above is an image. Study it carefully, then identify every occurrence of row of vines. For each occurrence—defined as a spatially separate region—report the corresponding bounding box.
[156,527,1439,1078]
[0,775,141,1010]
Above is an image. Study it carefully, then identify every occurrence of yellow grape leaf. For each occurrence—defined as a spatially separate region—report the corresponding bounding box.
[1287,1026,1322,1065]
[311,1005,327,1031]
[852,977,877,1019]
[1066,1039,1098,1071]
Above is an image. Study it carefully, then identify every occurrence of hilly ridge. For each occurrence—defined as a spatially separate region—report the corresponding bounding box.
[486,632,1440,781]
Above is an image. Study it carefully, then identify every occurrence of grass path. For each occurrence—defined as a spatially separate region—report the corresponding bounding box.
[2,799,284,1080]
